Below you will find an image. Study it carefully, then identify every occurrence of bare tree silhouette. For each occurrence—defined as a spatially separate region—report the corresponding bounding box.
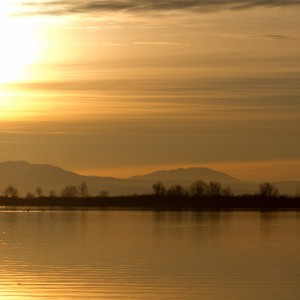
[259,182,279,197]
[78,181,89,198]
[190,180,208,197]
[152,181,166,196]
[35,187,43,197]
[167,184,189,197]
[26,192,35,199]
[222,185,233,197]
[61,185,79,198]
[208,181,222,196]
[2,185,19,198]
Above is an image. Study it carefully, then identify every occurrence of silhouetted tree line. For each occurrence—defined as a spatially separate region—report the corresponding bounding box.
[151,181,282,198]
[152,180,233,197]
[0,180,293,200]
[0,181,108,199]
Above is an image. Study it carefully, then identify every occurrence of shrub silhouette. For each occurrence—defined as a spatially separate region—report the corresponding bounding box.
[49,190,57,197]
[98,190,109,198]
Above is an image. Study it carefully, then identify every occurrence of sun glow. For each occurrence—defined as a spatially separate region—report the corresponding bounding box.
[0,1,39,84]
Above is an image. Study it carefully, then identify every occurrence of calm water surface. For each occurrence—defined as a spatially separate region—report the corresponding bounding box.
[0,210,300,299]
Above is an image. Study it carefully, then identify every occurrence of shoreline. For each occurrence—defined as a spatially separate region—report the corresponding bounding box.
[0,195,299,210]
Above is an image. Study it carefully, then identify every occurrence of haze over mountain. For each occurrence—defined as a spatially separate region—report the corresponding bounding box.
[129,167,240,182]
[0,161,298,196]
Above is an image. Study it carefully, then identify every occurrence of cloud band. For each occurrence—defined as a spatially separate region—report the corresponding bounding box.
[20,0,300,16]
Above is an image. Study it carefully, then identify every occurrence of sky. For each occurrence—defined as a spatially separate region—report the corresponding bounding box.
[0,0,299,181]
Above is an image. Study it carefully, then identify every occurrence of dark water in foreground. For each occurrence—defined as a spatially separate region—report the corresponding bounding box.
[0,210,300,299]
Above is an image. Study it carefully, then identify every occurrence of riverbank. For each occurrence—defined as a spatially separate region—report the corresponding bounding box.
[0,195,300,210]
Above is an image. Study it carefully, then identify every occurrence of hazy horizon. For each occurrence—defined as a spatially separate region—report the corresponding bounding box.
[0,0,299,181]
[1,160,300,184]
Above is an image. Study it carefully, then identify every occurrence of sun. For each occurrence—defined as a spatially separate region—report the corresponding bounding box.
[0,1,39,84]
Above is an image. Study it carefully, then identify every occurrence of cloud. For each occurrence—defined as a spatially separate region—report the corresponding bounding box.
[262,34,296,40]
[134,41,187,46]
[19,0,300,16]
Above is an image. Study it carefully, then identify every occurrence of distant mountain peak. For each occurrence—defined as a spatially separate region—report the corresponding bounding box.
[129,167,241,182]
[0,160,75,174]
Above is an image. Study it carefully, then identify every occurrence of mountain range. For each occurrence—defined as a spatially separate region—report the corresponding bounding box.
[0,161,298,196]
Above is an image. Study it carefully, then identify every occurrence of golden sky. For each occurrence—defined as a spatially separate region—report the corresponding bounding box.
[0,0,300,180]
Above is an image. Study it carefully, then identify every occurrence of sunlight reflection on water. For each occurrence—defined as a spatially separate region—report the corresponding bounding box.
[0,210,300,299]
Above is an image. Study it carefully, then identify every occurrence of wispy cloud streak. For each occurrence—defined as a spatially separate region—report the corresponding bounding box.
[19,0,300,16]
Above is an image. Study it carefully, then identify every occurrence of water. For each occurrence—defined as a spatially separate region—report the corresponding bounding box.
[0,209,300,299]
